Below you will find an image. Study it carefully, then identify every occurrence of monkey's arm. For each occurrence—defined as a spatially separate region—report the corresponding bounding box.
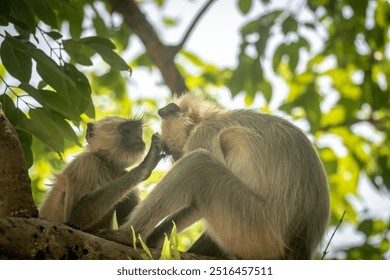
[66,134,163,230]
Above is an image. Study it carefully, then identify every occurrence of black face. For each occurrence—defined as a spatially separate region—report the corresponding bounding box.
[119,120,145,151]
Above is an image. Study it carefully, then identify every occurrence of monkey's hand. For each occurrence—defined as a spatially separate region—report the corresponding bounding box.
[130,133,165,182]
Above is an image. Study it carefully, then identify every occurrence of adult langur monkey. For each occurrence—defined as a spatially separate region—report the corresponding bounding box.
[104,94,330,259]
[39,117,163,231]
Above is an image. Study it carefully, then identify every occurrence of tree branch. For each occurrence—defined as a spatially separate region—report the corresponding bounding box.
[174,0,217,52]
[109,0,188,96]
[0,217,216,260]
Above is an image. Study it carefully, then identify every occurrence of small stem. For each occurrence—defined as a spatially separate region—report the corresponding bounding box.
[321,210,346,260]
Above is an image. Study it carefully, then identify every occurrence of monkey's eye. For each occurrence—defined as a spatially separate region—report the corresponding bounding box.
[120,127,131,134]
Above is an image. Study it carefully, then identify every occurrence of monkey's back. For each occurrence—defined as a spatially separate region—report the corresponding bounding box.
[39,152,123,229]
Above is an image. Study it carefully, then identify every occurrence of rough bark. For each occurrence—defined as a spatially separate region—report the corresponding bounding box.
[0,103,38,218]
[109,0,188,95]
[0,217,214,260]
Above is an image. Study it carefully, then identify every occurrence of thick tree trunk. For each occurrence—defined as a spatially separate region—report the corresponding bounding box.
[0,103,38,219]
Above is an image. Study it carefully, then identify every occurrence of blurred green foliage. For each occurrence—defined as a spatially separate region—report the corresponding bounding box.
[0,0,389,259]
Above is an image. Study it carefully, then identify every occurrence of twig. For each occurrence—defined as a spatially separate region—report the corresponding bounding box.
[174,0,217,53]
[321,210,346,260]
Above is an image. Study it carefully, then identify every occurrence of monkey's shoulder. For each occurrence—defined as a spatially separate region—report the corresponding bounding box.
[199,109,291,130]
[62,152,121,183]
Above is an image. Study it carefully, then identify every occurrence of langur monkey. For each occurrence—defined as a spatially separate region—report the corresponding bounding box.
[105,94,330,259]
[39,117,163,231]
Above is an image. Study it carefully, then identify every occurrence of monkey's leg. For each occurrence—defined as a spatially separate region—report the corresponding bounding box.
[123,149,268,259]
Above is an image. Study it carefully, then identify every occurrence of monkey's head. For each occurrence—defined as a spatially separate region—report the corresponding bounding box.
[158,94,224,161]
[86,117,145,168]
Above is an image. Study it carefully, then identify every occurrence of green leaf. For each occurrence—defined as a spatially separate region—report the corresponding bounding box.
[131,52,153,69]
[319,147,338,175]
[302,83,321,132]
[131,226,137,251]
[180,50,205,67]
[50,112,81,146]
[16,128,33,168]
[29,0,58,29]
[88,43,131,72]
[0,0,10,18]
[226,59,247,96]
[62,63,91,96]
[357,219,373,237]
[245,59,263,100]
[282,15,298,34]
[18,108,65,153]
[9,0,36,33]
[159,235,171,260]
[238,0,252,15]
[47,31,63,40]
[241,19,260,35]
[259,79,273,103]
[113,23,132,51]
[162,16,178,27]
[18,83,81,122]
[241,10,282,35]
[272,43,286,72]
[65,3,84,39]
[254,28,270,57]
[378,154,390,189]
[62,63,92,114]
[258,10,282,27]
[0,35,32,82]
[79,36,116,49]
[63,39,93,66]
[138,234,153,260]
[93,69,126,98]
[93,15,109,38]
[297,36,311,51]
[169,222,180,260]
[31,49,69,96]
[78,36,131,73]
[287,42,300,72]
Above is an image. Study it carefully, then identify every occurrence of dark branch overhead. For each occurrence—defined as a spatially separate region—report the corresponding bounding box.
[109,0,188,96]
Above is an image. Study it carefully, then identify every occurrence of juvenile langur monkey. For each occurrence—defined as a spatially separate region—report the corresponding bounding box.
[39,117,163,231]
[106,94,330,259]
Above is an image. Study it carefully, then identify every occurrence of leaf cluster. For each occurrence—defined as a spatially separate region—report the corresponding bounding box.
[0,0,132,167]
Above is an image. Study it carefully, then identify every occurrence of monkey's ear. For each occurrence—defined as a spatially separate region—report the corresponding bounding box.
[86,123,94,144]
[158,103,181,119]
